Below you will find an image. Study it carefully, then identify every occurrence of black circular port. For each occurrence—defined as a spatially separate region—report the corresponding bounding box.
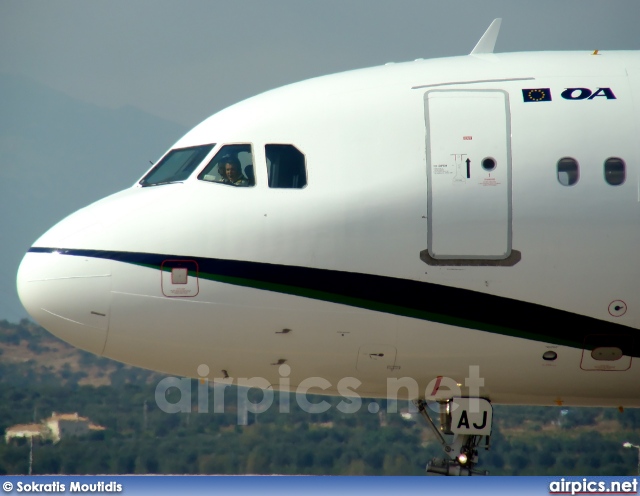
[482,157,496,171]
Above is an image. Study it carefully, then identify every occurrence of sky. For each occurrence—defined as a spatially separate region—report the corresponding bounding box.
[0,0,639,321]
[3,1,639,127]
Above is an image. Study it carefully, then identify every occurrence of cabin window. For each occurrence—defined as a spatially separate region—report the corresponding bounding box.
[266,144,307,188]
[140,144,214,187]
[557,157,579,186]
[604,157,625,186]
[198,144,255,187]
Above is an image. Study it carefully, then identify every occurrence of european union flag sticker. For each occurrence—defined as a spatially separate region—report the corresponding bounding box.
[522,88,552,102]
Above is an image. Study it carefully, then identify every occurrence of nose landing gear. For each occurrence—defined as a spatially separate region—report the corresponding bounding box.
[413,398,493,476]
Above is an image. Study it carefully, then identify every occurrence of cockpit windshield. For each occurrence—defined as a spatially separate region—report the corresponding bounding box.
[140,144,215,187]
[198,144,254,187]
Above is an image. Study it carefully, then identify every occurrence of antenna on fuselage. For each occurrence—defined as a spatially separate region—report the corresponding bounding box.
[470,18,502,55]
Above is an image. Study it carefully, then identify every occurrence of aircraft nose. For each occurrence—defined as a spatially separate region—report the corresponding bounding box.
[17,250,112,356]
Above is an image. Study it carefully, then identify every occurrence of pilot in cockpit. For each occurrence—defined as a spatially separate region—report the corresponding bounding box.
[218,157,249,187]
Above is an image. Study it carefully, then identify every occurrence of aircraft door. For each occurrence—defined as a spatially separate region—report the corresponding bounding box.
[424,90,513,263]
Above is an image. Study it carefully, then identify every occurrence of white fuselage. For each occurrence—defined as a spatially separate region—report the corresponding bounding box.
[17,51,640,407]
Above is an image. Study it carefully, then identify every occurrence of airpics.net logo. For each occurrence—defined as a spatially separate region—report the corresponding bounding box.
[153,364,487,424]
[549,478,638,495]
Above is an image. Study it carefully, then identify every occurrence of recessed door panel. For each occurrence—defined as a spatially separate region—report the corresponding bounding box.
[161,259,199,297]
[426,90,512,259]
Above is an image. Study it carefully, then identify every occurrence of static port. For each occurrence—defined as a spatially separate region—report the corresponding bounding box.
[542,351,558,361]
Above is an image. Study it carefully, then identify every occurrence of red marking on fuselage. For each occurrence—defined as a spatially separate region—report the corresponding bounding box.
[431,375,443,396]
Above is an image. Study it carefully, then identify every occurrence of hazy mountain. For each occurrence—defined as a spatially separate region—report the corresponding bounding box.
[0,72,188,321]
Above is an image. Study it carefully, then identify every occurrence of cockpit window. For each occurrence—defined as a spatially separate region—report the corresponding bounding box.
[198,144,254,187]
[266,144,307,188]
[140,144,214,187]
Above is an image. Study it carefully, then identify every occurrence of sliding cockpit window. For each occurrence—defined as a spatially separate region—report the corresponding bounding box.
[198,144,255,187]
[266,144,307,188]
[140,144,215,187]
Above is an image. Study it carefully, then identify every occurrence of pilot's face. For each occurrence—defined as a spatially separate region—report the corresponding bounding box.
[225,163,240,181]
